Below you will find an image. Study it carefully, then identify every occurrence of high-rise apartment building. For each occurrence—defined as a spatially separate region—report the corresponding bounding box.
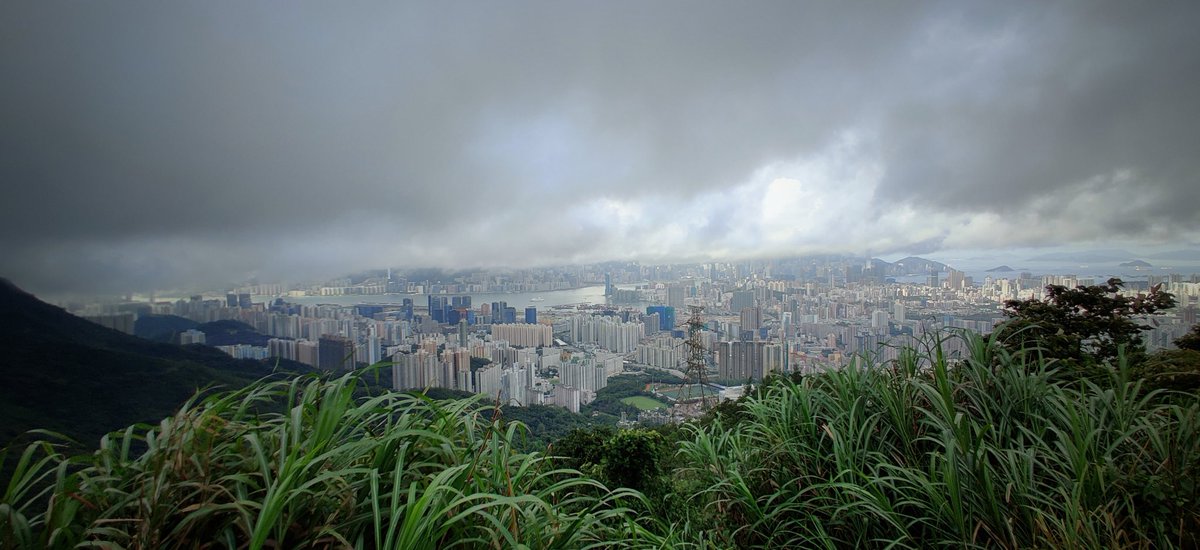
[667,284,685,310]
[560,356,609,393]
[740,307,762,333]
[871,310,890,334]
[296,339,319,367]
[491,323,553,348]
[318,335,356,371]
[644,313,660,336]
[646,305,675,331]
[717,341,770,382]
[567,315,645,353]
[730,290,755,313]
[945,269,966,290]
[393,349,439,391]
[636,335,682,370]
[429,296,447,323]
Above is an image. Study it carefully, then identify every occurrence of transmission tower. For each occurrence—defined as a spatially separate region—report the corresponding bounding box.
[681,305,714,410]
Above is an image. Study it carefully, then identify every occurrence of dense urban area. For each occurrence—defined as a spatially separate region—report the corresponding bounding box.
[73,256,1200,423]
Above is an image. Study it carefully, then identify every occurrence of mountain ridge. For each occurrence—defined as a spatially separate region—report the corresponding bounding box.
[885,256,951,275]
[0,278,309,450]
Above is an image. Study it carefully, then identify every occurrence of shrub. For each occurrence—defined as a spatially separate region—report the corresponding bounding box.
[675,331,1200,548]
[1,371,660,549]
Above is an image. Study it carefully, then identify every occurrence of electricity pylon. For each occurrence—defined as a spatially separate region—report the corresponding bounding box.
[681,305,714,410]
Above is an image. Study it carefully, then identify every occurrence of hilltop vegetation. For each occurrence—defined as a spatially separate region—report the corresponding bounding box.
[676,340,1199,547]
[4,330,1199,548]
[133,313,198,342]
[135,316,275,347]
[1,373,656,548]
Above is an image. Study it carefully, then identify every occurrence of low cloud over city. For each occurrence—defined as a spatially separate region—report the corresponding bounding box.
[2,1,1199,293]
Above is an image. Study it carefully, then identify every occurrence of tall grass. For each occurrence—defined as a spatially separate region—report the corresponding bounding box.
[6,334,1199,549]
[676,331,1200,548]
[1,370,659,549]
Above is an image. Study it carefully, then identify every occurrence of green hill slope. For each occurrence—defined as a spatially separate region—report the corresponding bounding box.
[133,313,198,342]
[0,278,306,450]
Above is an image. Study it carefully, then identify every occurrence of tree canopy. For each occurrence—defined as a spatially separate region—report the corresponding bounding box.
[995,277,1175,373]
[1135,323,1200,396]
[1176,323,1200,352]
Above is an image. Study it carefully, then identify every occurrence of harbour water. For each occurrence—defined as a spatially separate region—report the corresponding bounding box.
[280,260,1199,308]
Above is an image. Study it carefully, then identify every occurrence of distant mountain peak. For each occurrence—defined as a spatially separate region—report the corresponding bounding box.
[888,256,950,276]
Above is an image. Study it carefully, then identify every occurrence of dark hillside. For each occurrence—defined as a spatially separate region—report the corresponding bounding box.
[134,313,199,342]
[196,319,272,346]
[0,278,306,450]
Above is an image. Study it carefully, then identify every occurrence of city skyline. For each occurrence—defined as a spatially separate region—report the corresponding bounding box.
[65,255,1199,415]
[2,2,1199,296]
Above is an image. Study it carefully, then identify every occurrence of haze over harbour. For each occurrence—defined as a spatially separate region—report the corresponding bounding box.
[287,285,613,309]
[271,260,1199,308]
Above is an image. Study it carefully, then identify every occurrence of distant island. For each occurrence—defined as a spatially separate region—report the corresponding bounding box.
[887,256,950,276]
[986,265,1015,272]
[1119,260,1153,268]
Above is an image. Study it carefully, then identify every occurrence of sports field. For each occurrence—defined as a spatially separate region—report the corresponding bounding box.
[621,396,668,411]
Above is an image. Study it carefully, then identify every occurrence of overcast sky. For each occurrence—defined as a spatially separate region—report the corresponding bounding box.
[2,1,1199,295]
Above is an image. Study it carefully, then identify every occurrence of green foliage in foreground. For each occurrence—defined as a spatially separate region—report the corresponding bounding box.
[0,372,659,549]
[1143,325,1200,396]
[676,332,1200,548]
[4,331,1200,549]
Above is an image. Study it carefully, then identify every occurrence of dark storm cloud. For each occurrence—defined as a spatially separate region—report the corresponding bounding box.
[1,1,1198,294]
[873,2,1200,222]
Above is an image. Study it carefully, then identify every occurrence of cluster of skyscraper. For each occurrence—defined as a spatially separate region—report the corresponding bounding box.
[389,330,621,413]
[428,295,536,326]
[72,258,1200,423]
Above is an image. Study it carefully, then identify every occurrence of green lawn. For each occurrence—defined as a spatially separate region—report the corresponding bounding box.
[620,396,667,411]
